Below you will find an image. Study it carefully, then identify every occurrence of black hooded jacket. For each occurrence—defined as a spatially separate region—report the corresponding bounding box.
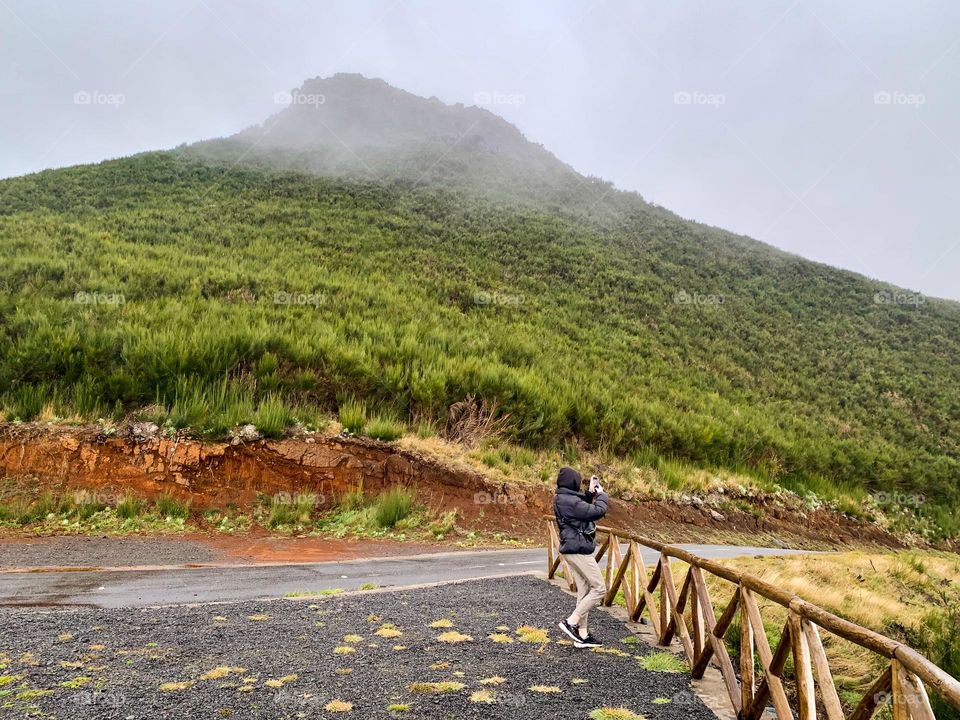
[552,467,609,554]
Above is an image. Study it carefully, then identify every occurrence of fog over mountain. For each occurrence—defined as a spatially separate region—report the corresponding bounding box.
[1,1,959,299]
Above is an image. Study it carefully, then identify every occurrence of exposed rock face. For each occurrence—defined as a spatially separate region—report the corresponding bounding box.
[0,425,547,533]
[0,425,908,548]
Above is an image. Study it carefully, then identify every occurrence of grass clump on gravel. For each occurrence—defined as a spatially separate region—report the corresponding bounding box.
[428,619,453,628]
[516,625,549,643]
[333,646,356,655]
[387,703,410,712]
[590,709,645,720]
[408,681,465,694]
[374,623,402,638]
[480,676,506,686]
[488,632,513,643]
[436,631,472,643]
[530,685,562,693]
[470,689,495,703]
[199,667,244,681]
[324,699,353,712]
[159,681,194,692]
[636,651,688,673]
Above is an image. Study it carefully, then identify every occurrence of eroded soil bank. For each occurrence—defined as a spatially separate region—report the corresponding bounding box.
[0,424,903,550]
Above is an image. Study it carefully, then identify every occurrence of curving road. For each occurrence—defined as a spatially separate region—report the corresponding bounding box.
[0,544,814,608]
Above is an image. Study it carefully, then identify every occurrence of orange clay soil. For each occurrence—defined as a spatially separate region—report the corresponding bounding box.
[0,423,904,551]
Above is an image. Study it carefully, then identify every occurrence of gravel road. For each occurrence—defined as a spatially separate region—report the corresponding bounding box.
[0,576,717,719]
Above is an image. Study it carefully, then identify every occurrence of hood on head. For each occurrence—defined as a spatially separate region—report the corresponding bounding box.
[556,467,582,491]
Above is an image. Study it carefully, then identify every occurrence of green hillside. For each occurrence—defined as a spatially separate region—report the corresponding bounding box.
[1,76,958,537]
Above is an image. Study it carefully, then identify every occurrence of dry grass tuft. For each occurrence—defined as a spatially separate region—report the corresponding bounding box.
[333,646,356,655]
[375,623,403,638]
[480,676,506,686]
[200,667,245,681]
[408,681,465,694]
[529,685,562,693]
[159,681,194,692]
[488,633,513,643]
[324,700,353,712]
[516,625,549,643]
[428,619,453,628]
[470,689,495,703]
[436,631,473,643]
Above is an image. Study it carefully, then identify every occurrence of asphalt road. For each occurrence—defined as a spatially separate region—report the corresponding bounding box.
[0,544,811,608]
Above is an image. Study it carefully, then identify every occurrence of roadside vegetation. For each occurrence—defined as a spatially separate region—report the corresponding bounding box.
[612,551,960,719]
[715,552,960,719]
[0,153,958,538]
[0,475,458,542]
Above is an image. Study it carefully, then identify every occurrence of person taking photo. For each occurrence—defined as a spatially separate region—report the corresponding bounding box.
[553,466,609,648]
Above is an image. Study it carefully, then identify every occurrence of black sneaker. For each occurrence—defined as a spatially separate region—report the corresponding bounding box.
[575,634,603,649]
[557,619,581,642]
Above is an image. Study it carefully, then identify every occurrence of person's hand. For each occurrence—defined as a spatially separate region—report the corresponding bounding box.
[589,475,603,494]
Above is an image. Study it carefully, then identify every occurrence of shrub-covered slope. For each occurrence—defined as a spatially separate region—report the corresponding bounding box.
[0,76,958,536]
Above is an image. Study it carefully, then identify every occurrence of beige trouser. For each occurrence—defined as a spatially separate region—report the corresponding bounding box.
[562,552,606,633]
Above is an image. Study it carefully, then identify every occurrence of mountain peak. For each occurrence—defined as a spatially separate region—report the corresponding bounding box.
[188,74,576,193]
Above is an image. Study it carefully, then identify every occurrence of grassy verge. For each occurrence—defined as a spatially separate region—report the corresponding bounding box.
[614,552,960,719]
[0,475,461,543]
[711,551,960,718]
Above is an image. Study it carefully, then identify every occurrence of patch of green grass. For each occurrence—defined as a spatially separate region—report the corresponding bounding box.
[264,492,315,528]
[285,588,343,598]
[339,399,367,435]
[358,582,378,591]
[388,703,410,712]
[366,414,405,441]
[59,676,92,689]
[374,487,415,529]
[637,651,688,673]
[252,394,294,438]
[156,493,191,520]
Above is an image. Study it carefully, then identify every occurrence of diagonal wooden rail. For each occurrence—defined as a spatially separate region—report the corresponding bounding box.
[546,520,960,720]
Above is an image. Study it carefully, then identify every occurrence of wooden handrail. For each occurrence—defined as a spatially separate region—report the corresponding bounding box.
[545,518,960,719]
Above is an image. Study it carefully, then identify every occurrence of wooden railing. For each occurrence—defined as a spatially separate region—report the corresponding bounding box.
[546,521,960,720]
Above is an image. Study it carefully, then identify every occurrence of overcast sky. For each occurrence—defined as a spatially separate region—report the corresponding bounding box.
[2,1,959,300]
